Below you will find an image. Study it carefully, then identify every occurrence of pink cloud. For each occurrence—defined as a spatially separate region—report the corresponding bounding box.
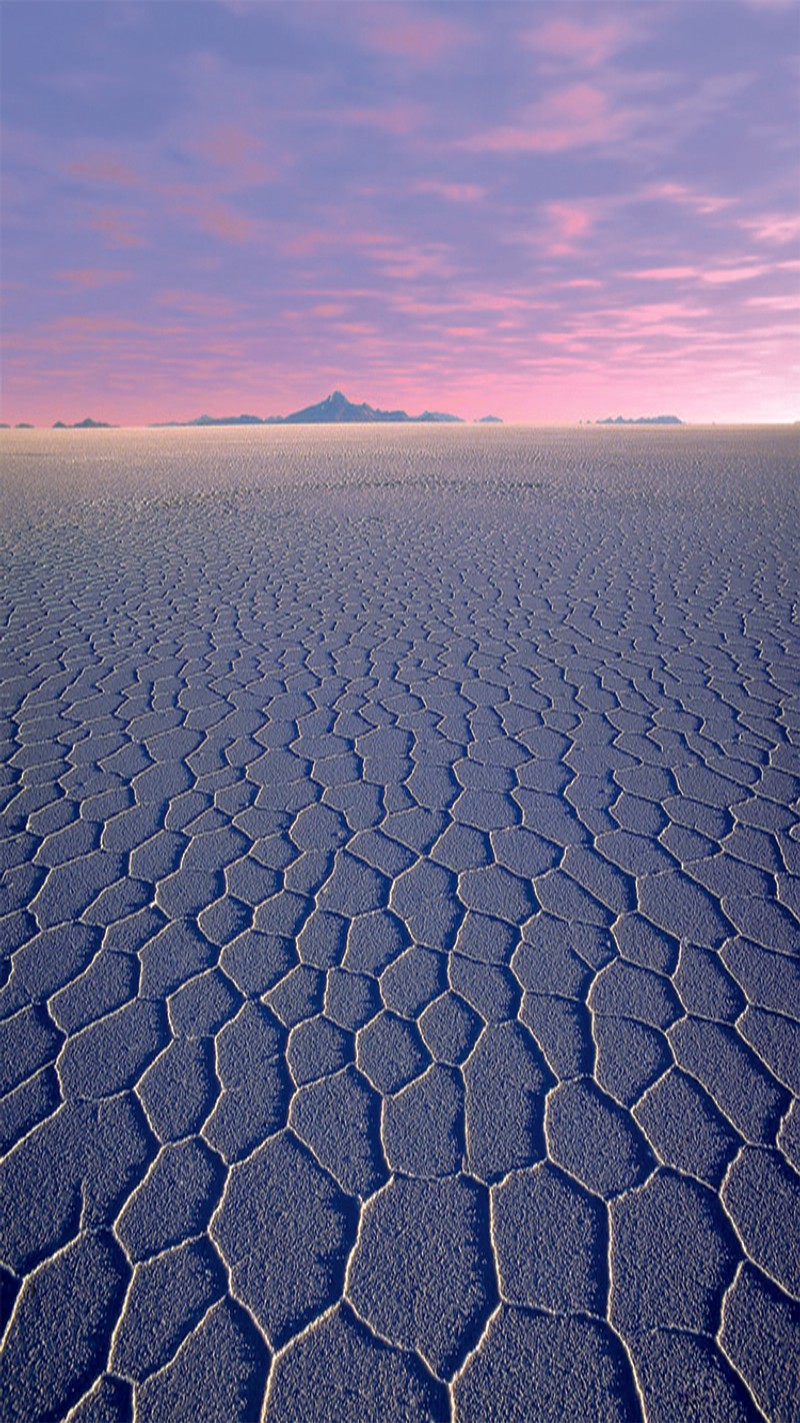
[90,207,147,248]
[741,213,800,245]
[190,125,274,184]
[464,84,635,154]
[67,156,139,186]
[337,104,423,137]
[644,182,734,216]
[364,12,473,62]
[58,268,132,289]
[412,179,484,203]
[197,203,256,244]
[526,17,634,69]
[702,263,770,285]
[630,266,698,280]
[156,290,237,318]
[544,201,596,254]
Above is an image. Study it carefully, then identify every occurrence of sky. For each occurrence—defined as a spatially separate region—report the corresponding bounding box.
[1,0,799,426]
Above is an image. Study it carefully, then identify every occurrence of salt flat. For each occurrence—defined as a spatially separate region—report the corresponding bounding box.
[0,425,798,1422]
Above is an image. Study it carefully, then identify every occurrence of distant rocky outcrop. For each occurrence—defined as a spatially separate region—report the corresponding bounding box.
[595,415,682,426]
[151,391,467,428]
[280,391,464,424]
[53,417,114,429]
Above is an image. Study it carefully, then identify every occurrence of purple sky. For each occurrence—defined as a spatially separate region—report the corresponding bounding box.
[2,0,798,425]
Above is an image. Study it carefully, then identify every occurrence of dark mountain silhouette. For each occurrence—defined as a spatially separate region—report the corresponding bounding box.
[53,417,114,429]
[596,415,682,426]
[150,391,466,427]
[280,391,464,424]
[476,415,503,423]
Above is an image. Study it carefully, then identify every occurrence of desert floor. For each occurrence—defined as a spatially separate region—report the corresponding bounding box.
[0,425,798,1421]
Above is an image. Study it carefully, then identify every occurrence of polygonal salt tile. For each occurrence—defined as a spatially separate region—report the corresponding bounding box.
[739,1005,800,1094]
[453,1306,637,1422]
[57,999,165,1099]
[167,967,240,1037]
[224,855,281,906]
[719,1263,800,1423]
[722,1147,800,1297]
[0,1232,128,1423]
[202,1003,289,1161]
[67,1374,133,1421]
[219,928,296,996]
[637,870,732,948]
[266,1302,448,1422]
[673,943,746,1021]
[380,945,447,1018]
[492,1162,607,1313]
[521,993,594,1080]
[389,860,461,950]
[356,1011,429,1095]
[287,1016,353,1085]
[453,910,518,965]
[545,1078,653,1197]
[347,1173,495,1378]
[324,968,382,1031]
[464,1021,549,1182]
[632,1329,755,1423]
[382,1064,463,1177]
[449,954,520,1022]
[197,893,251,946]
[135,1297,270,1423]
[593,1015,671,1106]
[431,821,492,873]
[341,907,407,976]
[668,1016,789,1143]
[263,963,325,1027]
[0,1004,62,1096]
[0,1066,61,1156]
[634,1067,741,1188]
[290,1065,386,1198]
[111,1237,226,1381]
[419,992,481,1065]
[137,1037,218,1142]
[613,913,677,973]
[212,1131,357,1347]
[116,1138,223,1261]
[588,959,679,1030]
[720,935,800,1014]
[491,825,560,879]
[610,1169,739,1336]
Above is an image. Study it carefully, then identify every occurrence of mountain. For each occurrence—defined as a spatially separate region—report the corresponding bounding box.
[595,415,682,426]
[150,391,466,427]
[476,415,503,423]
[53,417,114,429]
[280,391,464,424]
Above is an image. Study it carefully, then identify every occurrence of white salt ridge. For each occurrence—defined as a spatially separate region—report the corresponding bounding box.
[0,424,798,1421]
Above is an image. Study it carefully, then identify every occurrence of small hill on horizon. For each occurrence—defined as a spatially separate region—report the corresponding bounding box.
[151,391,466,427]
[595,415,683,426]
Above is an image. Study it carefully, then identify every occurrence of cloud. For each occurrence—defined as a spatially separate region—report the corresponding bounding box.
[412,179,484,203]
[58,268,133,289]
[189,125,275,185]
[463,83,637,154]
[644,182,735,216]
[364,10,474,62]
[740,213,800,245]
[67,156,140,186]
[89,208,148,249]
[525,16,635,69]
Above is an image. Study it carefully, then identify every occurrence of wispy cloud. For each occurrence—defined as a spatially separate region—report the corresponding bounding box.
[463,83,638,154]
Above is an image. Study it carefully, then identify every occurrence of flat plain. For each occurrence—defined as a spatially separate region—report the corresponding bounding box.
[0,424,798,1421]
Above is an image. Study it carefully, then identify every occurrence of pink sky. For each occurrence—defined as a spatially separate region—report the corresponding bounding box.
[2,1,799,425]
